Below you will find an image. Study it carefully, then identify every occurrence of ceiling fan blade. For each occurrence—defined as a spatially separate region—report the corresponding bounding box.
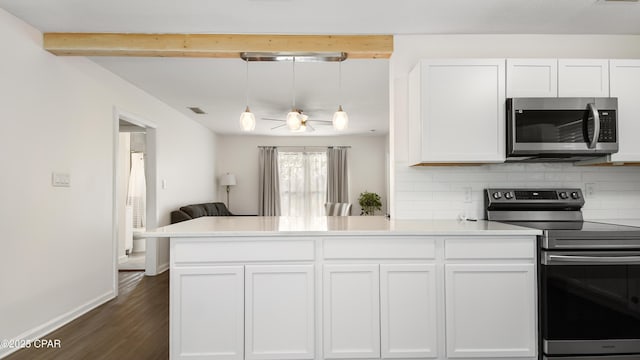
[308,119,332,123]
[308,120,333,125]
[271,124,287,130]
[262,117,285,122]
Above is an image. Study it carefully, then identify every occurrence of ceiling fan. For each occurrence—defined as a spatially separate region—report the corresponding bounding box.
[261,109,332,132]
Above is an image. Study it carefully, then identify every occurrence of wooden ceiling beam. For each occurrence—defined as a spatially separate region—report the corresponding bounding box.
[43,33,393,59]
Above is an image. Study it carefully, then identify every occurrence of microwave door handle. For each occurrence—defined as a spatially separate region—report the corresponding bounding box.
[587,103,601,149]
[546,254,640,265]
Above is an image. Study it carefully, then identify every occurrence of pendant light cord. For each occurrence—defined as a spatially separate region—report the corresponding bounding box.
[338,60,342,107]
[245,60,250,108]
[292,57,296,111]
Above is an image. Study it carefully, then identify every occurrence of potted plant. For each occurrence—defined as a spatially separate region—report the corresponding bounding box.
[358,191,382,216]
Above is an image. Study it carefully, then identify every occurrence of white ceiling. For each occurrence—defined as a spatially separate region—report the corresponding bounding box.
[90,57,389,135]
[2,0,639,135]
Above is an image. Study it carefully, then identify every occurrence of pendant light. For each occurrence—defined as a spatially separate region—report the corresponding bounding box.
[332,59,349,131]
[239,59,256,131]
[286,57,302,131]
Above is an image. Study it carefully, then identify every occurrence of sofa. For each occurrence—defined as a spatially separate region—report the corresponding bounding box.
[170,202,233,224]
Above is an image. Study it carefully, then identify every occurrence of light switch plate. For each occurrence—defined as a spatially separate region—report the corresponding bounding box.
[52,172,71,187]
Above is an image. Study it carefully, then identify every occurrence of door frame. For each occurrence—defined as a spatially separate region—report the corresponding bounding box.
[112,106,158,295]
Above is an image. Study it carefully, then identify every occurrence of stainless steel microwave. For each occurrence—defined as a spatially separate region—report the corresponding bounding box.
[506,97,618,162]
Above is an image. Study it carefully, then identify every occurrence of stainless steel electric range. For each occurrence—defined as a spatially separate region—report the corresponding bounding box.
[485,188,640,360]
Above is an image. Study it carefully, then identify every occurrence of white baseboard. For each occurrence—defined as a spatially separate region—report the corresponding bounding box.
[146,261,169,276]
[0,290,115,359]
[156,262,169,275]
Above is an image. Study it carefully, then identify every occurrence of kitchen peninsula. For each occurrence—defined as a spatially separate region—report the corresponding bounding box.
[145,216,541,360]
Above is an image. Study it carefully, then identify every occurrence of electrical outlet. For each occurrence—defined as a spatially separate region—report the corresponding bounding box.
[585,183,596,198]
[463,187,473,203]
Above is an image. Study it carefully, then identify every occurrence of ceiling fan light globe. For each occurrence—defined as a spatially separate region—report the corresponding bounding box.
[239,110,256,131]
[292,123,307,133]
[332,108,349,130]
[286,111,302,130]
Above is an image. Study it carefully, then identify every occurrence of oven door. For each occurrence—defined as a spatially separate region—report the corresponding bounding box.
[541,251,640,357]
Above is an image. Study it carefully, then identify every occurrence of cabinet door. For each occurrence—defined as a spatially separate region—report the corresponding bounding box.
[445,264,536,358]
[610,59,640,163]
[506,59,558,97]
[171,266,244,360]
[413,59,506,163]
[558,59,609,97]
[380,264,438,359]
[323,264,380,359]
[245,265,315,360]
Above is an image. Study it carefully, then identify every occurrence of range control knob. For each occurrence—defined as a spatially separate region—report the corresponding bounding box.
[571,191,581,200]
[504,192,514,200]
[559,192,569,199]
[492,191,502,200]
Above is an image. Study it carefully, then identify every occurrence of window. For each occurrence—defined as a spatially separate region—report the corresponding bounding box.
[278,151,327,217]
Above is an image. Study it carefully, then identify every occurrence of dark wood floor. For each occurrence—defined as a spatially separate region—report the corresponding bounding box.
[7,271,169,360]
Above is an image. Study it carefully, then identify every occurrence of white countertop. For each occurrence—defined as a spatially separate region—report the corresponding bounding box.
[142,216,541,237]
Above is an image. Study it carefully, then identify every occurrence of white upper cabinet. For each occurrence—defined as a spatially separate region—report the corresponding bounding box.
[409,59,506,164]
[558,59,610,97]
[506,59,558,98]
[610,60,640,163]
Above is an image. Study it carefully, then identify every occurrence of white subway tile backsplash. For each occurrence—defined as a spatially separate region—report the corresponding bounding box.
[394,162,640,220]
[544,172,582,182]
[508,172,545,182]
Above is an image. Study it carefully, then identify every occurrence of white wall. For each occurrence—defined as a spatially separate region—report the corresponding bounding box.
[390,35,640,219]
[0,9,217,356]
[216,135,388,216]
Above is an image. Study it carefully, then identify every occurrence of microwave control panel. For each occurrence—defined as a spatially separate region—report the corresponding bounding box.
[597,110,616,143]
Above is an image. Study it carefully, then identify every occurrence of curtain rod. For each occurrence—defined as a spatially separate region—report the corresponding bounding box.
[257,145,351,148]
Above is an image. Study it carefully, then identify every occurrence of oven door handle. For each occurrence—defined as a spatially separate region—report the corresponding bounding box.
[545,254,640,265]
[587,102,601,149]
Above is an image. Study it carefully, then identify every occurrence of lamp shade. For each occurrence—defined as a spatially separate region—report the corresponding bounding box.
[239,106,256,131]
[332,105,349,130]
[219,173,237,186]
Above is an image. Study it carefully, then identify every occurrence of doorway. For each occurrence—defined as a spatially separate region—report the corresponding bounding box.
[117,125,147,271]
[112,108,158,295]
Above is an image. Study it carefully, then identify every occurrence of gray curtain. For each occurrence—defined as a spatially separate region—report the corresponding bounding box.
[326,147,349,203]
[258,147,281,216]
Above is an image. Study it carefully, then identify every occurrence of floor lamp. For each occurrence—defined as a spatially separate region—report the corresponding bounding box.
[219,173,237,210]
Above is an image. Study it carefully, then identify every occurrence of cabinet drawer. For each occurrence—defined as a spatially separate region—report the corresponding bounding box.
[323,237,436,260]
[445,237,534,260]
[173,238,315,264]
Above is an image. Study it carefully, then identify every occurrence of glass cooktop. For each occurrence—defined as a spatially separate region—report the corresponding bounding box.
[504,221,640,233]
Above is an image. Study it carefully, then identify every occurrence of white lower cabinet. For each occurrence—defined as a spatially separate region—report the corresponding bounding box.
[323,264,381,359]
[445,264,536,358]
[171,266,245,360]
[170,236,537,360]
[245,265,315,360]
[380,264,438,359]
[323,264,438,360]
